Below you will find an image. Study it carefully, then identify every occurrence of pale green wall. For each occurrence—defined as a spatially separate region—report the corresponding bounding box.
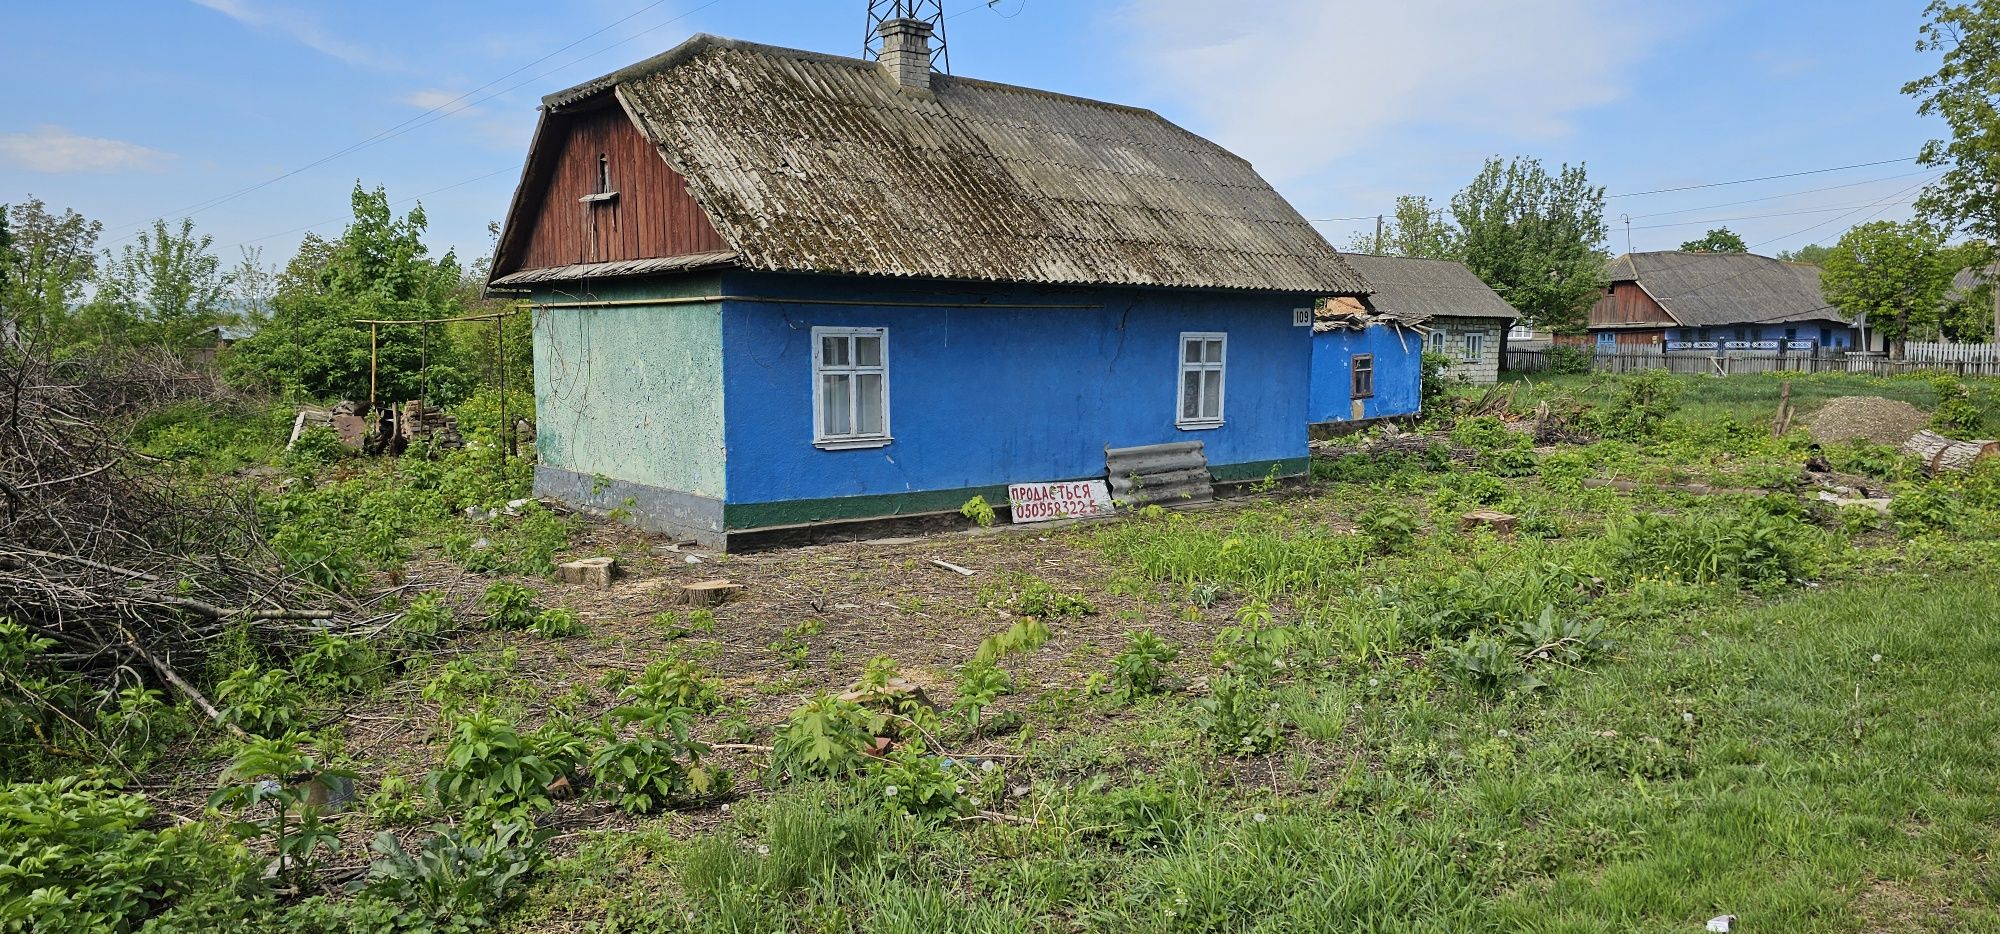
[532,278,726,499]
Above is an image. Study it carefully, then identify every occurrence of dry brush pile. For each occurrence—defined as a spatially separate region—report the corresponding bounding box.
[0,344,359,728]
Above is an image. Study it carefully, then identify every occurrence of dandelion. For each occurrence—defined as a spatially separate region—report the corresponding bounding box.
[1496,729,1509,738]
[953,785,963,794]
[979,759,997,772]
[1368,678,1380,687]
[1871,653,1883,663]
[1241,735,1253,744]
[1682,712,1695,724]
[968,796,981,806]
[756,844,770,856]
[720,803,731,813]
[885,785,900,798]
[1253,812,1268,823]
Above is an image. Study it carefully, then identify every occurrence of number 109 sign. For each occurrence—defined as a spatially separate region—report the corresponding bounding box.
[1007,480,1116,523]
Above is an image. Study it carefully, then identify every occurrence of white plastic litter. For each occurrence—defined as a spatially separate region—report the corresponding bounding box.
[1706,915,1736,932]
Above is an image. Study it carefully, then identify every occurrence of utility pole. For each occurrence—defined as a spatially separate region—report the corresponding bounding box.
[1374,214,1384,254]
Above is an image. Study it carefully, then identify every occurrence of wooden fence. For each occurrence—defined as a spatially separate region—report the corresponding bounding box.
[1505,348,2000,378]
[1905,341,2000,364]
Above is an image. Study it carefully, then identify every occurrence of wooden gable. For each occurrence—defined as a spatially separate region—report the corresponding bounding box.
[498,101,728,277]
[1588,280,1676,329]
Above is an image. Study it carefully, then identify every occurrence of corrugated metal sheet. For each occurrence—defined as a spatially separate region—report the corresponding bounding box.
[1106,441,1213,507]
[491,251,739,286]
[552,35,1369,295]
[1608,252,1842,327]
[1339,254,1519,321]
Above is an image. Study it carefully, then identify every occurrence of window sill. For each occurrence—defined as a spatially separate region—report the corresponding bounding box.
[814,437,893,451]
[579,191,620,204]
[1175,420,1224,432]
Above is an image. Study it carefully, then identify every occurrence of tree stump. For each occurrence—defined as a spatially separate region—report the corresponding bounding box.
[1459,509,1518,534]
[557,557,618,588]
[680,578,743,607]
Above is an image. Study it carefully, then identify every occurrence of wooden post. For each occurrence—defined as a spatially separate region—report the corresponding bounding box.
[497,312,513,458]
[419,320,430,412]
[368,323,378,405]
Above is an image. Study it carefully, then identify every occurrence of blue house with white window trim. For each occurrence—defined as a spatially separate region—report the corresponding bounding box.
[486,28,1368,548]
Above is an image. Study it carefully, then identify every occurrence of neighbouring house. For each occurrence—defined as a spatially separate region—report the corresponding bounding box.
[1336,254,1517,384]
[486,23,1368,549]
[1587,251,1881,354]
[1308,296,1424,429]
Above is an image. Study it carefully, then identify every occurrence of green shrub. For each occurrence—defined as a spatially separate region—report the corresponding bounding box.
[215,667,306,737]
[1591,369,1683,439]
[1545,343,1595,375]
[959,495,997,528]
[478,583,539,630]
[0,778,256,930]
[1111,631,1180,702]
[427,711,564,830]
[360,822,540,930]
[1929,374,1985,434]
[1607,509,1817,587]
[1200,675,1282,756]
[529,607,584,639]
[867,745,969,820]
[208,734,353,890]
[973,617,1052,665]
[770,695,879,782]
[622,659,724,715]
[1358,502,1419,553]
[948,661,1013,734]
[593,704,728,815]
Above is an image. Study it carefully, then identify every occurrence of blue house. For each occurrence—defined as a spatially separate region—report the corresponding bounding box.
[486,24,1367,548]
[1308,296,1424,428]
[1587,251,1883,354]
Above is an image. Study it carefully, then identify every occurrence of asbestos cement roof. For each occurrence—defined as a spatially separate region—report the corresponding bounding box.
[1336,254,1519,321]
[1609,251,1844,327]
[534,35,1366,295]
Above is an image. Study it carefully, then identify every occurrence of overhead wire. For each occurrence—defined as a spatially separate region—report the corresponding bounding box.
[104,0,729,246]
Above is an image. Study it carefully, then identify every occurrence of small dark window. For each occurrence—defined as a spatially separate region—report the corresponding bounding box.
[1351,354,1375,399]
[597,154,611,194]
[1606,284,1617,296]
[1785,327,1797,341]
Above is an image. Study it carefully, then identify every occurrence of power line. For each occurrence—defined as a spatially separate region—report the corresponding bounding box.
[1607,156,1918,199]
[1750,174,1938,250]
[1626,201,1900,232]
[104,0,727,245]
[219,166,518,254]
[1621,168,1939,221]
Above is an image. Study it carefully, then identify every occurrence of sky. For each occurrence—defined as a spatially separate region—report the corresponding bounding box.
[0,0,1954,275]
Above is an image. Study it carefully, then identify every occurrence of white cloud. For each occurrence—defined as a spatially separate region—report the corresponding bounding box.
[401,89,474,112]
[0,125,172,174]
[1118,0,1657,181]
[190,0,398,70]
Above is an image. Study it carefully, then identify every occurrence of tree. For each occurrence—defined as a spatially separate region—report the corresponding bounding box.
[1905,1,2000,338]
[1450,156,1609,333]
[0,199,101,351]
[1679,227,1748,253]
[228,246,279,324]
[90,217,230,352]
[226,185,470,403]
[1343,195,1460,259]
[1777,243,1835,265]
[1819,220,1959,355]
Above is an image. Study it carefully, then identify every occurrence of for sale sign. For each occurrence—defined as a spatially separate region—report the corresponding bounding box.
[1008,480,1115,523]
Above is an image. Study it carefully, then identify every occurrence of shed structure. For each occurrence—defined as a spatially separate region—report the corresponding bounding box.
[489,25,1366,548]
[1337,254,1517,384]
[1308,296,1424,428]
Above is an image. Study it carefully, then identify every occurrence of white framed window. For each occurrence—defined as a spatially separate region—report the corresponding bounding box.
[1429,330,1448,354]
[1177,332,1226,429]
[1462,332,1484,363]
[811,327,890,449]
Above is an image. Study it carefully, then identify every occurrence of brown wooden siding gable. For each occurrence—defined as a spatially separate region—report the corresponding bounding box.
[1587,280,1676,328]
[514,106,728,273]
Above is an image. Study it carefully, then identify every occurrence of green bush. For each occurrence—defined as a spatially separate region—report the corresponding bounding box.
[1545,343,1595,375]
[0,778,256,930]
[1111,631,1180,702]
[215,667,306,737]
[1200,675,1282,756]
[479,583,539,630]
[1607,508,1817,587]
[1929,374,1985,435]
[359,822,540,932]
[427,711,564,830]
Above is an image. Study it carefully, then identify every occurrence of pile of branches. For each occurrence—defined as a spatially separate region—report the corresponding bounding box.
[0,343,353,728]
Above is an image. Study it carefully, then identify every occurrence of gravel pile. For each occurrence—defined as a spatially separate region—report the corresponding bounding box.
[1804,396,1931,446]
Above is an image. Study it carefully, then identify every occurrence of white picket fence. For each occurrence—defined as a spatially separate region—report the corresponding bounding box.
[1905,341,2000,364]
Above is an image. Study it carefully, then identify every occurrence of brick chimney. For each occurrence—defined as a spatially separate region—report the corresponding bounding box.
[876,17,934,93]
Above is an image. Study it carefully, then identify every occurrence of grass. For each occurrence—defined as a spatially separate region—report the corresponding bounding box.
[1486,369,2000,431]
[24,370,2000,932]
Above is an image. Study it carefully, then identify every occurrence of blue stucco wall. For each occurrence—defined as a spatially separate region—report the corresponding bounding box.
[717,271,1310,525]
[1309,325,1422,424]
